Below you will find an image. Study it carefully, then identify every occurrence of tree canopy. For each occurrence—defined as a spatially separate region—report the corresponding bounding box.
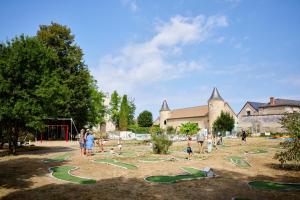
[137,110,153,127]
[119,95,129,131]
[212,111,235,135]
[0,22,105,154]
[179,122,199,136]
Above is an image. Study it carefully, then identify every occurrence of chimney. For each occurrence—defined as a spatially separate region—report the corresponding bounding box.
[270,97,275,105]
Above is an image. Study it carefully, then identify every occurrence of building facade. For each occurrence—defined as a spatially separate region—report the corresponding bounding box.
[238,97,300,133]
[157,88,237,133]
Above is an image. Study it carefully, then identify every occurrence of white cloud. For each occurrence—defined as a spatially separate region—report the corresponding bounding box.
[93,15,228,94]
[122,0,139,12]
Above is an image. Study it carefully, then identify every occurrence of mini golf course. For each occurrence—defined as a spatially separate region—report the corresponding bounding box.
[94,158,138,169]
[49,166,96,184]
[226,156,251,168]
[44,153,70,163]
[249,181,300,190]
[138,157,167,163]
[145,167,207,184]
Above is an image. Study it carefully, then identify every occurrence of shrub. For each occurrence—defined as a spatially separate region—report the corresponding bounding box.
[151,134,172,154]
[149,125,162,135]
[128,124,149,134]
[166,126,176,135]
[137,110,153,127]
[179,122,199,136]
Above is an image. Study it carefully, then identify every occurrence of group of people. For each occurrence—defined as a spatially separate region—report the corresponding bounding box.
[186,129,248,159]
[78,129,123,156]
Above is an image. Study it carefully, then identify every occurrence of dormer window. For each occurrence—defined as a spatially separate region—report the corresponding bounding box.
[247,111,251,116]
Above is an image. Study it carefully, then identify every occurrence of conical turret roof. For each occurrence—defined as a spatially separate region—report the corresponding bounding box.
[160,100,170,111]
[208,87,224,101]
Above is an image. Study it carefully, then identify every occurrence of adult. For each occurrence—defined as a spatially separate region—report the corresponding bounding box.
[79,129,85,156]
[196,130,206,153]
[241,129,247,143]
[86,130,95,157]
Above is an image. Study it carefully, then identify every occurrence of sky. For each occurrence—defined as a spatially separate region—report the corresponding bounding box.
[1,0,300,119]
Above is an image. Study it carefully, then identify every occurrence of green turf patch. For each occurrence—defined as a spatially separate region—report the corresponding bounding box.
[226,156,251,168]
[246,149,268,154]
[49,166,96,184]
[249,181,300,190]
[119,151,137,157]
[145,167,206,184]
[44,153,70,163]
[94,158,137,169]
[138,157,167,163]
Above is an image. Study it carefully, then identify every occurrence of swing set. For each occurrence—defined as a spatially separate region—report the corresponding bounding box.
[37,118,79,142]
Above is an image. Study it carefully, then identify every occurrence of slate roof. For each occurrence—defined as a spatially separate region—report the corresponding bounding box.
[248,102,266,111]
[208,87,224,101]
[160,100,170,111]
[259,98,300,108]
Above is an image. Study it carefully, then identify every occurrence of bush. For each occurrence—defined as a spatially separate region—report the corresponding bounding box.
[137,110,153,127]
[166,126,176,135]
[149,125,162,135]
[128,124,149,134]
[151,134,172,154]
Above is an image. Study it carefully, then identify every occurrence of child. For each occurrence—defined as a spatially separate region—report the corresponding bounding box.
[187,136,193,160]
[117,137,122,154]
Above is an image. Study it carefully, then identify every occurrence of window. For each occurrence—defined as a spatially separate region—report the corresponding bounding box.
[164,120,167,125]
[247,111,251,116]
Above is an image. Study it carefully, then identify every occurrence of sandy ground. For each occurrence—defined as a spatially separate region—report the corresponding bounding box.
[0,137,299,200]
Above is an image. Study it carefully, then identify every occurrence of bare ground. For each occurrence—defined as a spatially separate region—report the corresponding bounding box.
[0,137,299,200]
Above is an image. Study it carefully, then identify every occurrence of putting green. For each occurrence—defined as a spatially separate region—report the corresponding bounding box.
[44,153,70,163]
[249,181,300,190]
[246,149,268,154]
[49,166,96,184]
[226,156,251,168]
[94,158,137,169]
[138,157,167,163]
[145,167,206,184]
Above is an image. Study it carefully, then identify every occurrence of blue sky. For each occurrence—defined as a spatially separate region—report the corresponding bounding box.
[1,0,300,118]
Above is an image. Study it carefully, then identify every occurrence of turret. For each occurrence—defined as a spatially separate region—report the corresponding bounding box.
[159,100,171,129]
[208,87,225,134]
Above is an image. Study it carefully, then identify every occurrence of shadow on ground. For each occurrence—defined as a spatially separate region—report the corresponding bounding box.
[1,163,299,200]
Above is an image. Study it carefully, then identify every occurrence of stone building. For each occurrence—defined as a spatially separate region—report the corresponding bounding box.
[238,97,300,133]
[157,88,237,133]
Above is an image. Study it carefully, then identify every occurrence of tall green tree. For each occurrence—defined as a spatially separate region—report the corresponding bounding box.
[0,35,60,154]
[137,110,153,127]
[119,95,129,131]
[128,98,136,125]
[36,22,103,129]
[109,90,121,128]
[274,112,300,164]
[179,122,199,136]
[212,111,235,135]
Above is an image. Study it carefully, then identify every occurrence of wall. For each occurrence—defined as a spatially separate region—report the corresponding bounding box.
[166,116,209,132]
[238,103,259,117]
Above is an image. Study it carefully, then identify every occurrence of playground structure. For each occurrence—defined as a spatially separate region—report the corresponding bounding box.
[36,118,79,142]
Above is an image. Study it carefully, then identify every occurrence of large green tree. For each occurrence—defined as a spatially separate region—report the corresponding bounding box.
[119,95,129,131]
[137,110,153,127]
[109,91,121,128]
[0,35,60,154]
[212,111,235,135]
[37,22,104,129]
[274,112,300,164]
[128,98,136,126]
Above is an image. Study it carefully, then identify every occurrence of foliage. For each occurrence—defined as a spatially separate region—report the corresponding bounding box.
[179,122,199,136]
[151,134,172,154]
[137,110,153,127]
[149,125,162,135]
[109,91,121,128]
[128,124,149,134]
[128,98,136,126]
[274,112,300,164]
[212,111,235,135]
[119,95,129,131]
[166,126,176,134]
[0,22,105,154]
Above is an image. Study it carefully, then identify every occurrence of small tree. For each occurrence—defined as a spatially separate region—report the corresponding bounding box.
[274,112,300,165]
[179,122,199,136]
[119,95,129,131]
[137,110,153,127]
[128,98,136,126]
[212,111,235,135]
[151,134,172,154]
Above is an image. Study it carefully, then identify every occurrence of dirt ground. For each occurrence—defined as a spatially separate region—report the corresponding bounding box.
[0,137,299,200]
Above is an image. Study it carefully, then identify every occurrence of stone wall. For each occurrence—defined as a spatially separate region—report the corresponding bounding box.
[238,114,285,133]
